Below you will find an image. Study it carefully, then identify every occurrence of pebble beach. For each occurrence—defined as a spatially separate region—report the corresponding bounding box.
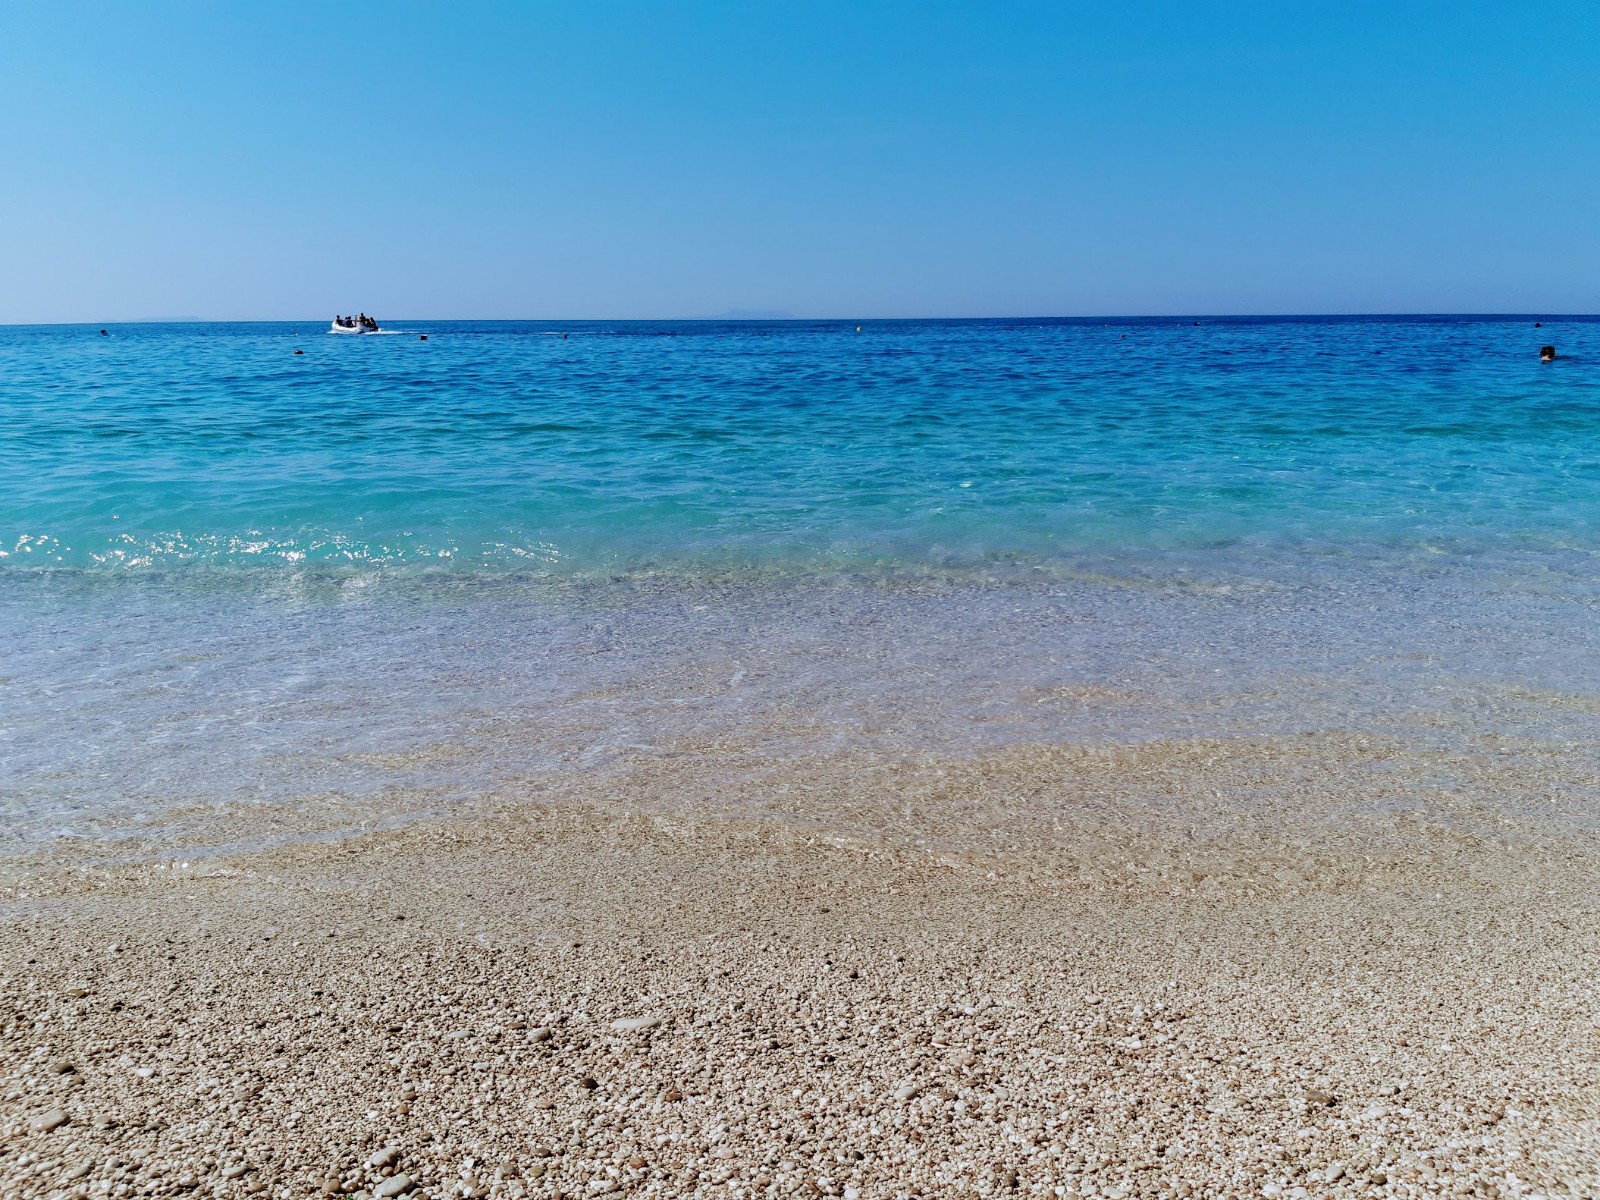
[4,735,1597,1200]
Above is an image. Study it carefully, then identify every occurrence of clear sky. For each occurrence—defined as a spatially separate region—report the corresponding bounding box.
[3,1,1597,321]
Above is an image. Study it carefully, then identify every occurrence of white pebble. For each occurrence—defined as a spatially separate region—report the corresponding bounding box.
[28,1108,66,1133]
[610,1017,661,1032]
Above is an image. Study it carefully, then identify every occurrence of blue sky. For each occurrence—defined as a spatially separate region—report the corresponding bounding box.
[2,1,1597,320]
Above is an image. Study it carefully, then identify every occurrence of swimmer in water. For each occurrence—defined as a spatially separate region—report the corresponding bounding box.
[1541,345,1557,362]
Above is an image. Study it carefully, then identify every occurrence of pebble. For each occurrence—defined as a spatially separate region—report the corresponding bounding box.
[609,1016,661,1032]
[373,1173,414,1198]
[29,1108,67,1133]
[367,1147,401,1169]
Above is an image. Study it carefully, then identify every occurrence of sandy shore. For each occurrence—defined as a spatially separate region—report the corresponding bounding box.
[3,735,1598,1199]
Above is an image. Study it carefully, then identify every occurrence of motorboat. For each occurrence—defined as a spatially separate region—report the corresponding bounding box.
[329,314,381,334]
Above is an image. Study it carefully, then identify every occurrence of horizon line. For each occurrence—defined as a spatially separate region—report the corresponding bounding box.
[1,311,1591,328]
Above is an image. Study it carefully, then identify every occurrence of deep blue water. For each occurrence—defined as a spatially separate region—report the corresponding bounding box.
[6,317,1600,848]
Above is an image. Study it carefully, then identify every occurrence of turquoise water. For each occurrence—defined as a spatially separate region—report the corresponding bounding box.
[6,317,1600,576]
[7,317,1600,847]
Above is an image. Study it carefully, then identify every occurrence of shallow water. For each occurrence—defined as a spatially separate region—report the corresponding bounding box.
[6,317,1600,848]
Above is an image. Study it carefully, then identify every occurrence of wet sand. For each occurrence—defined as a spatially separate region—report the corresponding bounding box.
[3,735,1598,1199]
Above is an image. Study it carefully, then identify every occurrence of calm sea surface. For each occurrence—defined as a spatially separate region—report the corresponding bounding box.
[6,317,1600,847]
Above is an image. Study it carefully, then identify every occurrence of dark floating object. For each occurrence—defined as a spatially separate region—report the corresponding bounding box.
[1535,321,1543,328]
[99,329,108,336]
[294,349,304,355]
[419,334,428,341]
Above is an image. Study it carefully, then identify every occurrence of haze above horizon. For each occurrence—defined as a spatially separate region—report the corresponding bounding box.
[3,1,1597,323]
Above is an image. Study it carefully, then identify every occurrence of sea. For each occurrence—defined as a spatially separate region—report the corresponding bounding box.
[6,316,1600,851]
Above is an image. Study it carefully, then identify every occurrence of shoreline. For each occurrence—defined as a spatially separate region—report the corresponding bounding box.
[4,738,1598,1198]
